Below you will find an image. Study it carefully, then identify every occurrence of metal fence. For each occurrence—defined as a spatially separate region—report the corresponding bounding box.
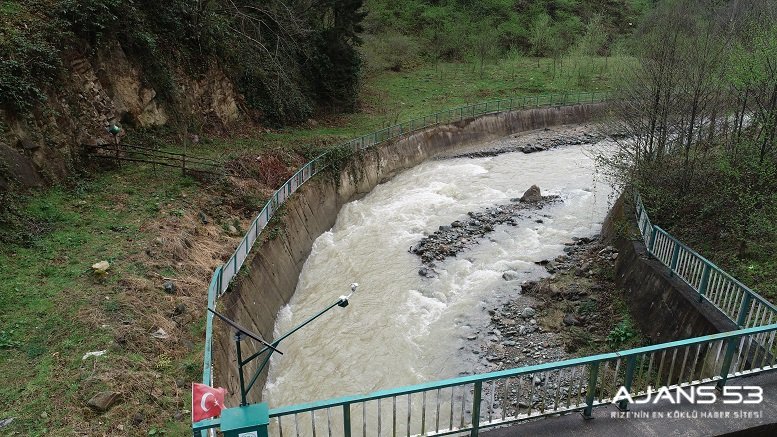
[633,192,777,327]
[244,195,777,437]
[214,91,609,298]
[257,322,777,437]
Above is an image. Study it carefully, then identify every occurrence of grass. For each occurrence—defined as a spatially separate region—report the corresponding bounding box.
[0,56,623,434]
[164,55,627,161]
[0,167,210,435]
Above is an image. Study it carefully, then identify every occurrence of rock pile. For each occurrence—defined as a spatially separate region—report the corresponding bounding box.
[411,190,560,270]
[441,131,603,160]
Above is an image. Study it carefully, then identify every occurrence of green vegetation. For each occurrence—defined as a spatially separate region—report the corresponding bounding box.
[0,0,365,124]
[606,318,638,348]
[362,0,649,70]
[0,167,205,434]
[0,0,651,433]
[0,55,623,433]
[601,0,777,301]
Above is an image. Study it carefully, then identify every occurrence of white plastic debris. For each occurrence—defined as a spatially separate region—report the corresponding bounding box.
[82,350,107,360]
[151,328,169,339]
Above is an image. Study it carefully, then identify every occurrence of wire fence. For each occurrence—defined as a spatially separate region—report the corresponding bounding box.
[84,143,224,176]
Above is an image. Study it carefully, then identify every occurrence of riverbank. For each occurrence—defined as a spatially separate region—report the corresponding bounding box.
[435,124,604,160]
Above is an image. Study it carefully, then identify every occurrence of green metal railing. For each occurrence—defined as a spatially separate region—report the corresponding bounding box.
[215,91,609,297]
[633,192,777,327]
[194,322,777,436]
[194,91,611,435]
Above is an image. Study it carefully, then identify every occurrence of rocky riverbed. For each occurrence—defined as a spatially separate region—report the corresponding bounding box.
[461,236,641,418]
[411,185,560,275]
[436,125,604,160]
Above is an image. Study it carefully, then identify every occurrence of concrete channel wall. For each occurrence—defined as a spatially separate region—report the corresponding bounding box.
[603,196,736,344]
[602,195,737,384]
[213,103,609,404]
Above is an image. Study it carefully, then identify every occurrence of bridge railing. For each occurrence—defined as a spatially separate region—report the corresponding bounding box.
[633,192,777,327]
[254,323,777,437]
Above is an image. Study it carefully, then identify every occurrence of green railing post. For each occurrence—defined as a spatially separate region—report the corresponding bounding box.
[669,243,681,276]
[698,264,711,302]
[736,291,753,328]
[343,404,352,437]
[582,362,599,419]
[471,382,482,437]
[716,337,741,391]
[648,226,658,254]
[618,357,637,411]
[717,293,753,389]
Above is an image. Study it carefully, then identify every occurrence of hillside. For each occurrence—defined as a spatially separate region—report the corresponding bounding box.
[0,0,364,188]
[361,0,650,73]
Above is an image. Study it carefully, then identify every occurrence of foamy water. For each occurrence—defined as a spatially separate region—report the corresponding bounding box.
[262,141,615,409]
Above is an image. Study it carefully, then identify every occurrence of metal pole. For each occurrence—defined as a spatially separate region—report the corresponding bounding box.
[582,362,599,419]
[717,294,753,390]
[698,264,711,302]
[241,299,345,395]
[669,243,681,276]
[343,404,352,437]
[470,382,482,437]
[618,357,637,411]
[236,332,247,406]
[649,226,658,254]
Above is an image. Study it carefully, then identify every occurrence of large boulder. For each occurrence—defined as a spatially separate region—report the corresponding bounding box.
[520,185,542,202]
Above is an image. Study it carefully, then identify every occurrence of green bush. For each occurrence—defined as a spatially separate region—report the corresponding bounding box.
[0,17,62,112]
[607,319,637,347]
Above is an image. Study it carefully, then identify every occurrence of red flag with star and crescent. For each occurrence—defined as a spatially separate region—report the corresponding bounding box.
[192,383,226,422]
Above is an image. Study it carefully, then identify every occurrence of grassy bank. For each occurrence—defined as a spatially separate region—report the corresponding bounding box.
[0,56,622,435]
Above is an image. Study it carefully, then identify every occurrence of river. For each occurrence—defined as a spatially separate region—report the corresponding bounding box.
[263,137,614,412]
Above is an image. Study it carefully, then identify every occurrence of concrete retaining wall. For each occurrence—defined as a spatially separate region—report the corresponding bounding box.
[602,195,736,383]
[213,103,609,404]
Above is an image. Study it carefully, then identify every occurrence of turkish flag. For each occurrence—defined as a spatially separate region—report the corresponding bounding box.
[192,383,226,422]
